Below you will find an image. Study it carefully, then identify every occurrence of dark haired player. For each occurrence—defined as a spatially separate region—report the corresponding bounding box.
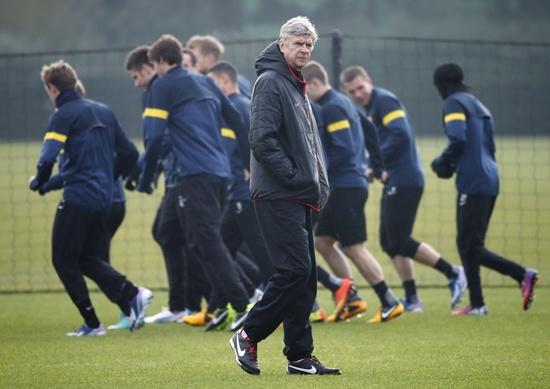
[138,34,251,330]
[432,63,538,316]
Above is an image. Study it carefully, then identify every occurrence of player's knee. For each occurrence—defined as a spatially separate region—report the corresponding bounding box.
[458,244,482,261]
[381,243,395,257]
[397,238,420,258]
[152,227,162,245]
[273,263,310,286]
[52,254,76,279]
[153,227,176,248]
[380,238,398,257]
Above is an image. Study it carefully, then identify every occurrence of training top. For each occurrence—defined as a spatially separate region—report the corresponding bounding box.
[220,92,253,201]
[440,91,499,196]
[34,89,137,210]
[317,89,367,189]
[364,87,424,188]
[45,153,126,203]
[238,74,253,98]
[141,75,178,188]
[140,66,232,190]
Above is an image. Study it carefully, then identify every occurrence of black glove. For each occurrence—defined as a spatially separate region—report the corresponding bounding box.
[152,160,163,189]
[136,181,154,194]
[28,176,40,191]
[124,165,141,191]
[431,156,456,179]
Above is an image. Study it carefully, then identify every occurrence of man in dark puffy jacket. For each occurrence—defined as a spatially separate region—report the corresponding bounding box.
[229,16,339,376]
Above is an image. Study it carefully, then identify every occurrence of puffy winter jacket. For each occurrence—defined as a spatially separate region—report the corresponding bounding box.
[249,41,329,209]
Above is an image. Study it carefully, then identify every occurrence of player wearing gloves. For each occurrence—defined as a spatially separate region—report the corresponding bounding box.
[342,65,467,314]
[432,63,538,316]
[29,60,152,336]
[138,34,251,330]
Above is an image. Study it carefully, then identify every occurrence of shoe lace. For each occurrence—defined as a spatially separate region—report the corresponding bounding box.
[308,356,321,366]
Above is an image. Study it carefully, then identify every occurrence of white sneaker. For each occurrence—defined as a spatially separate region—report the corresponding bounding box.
[145,307,189,324]
[129,286,154,332]
[66,323,106,337]
[107,311,131,330]
[449,266,468,309]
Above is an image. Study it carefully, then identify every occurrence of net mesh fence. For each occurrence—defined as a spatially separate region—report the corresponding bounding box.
[0,35,548,292]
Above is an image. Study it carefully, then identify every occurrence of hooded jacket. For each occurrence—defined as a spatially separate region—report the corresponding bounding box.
[249,41,329,209]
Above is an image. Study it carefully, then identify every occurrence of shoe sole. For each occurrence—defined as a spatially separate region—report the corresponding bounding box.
[341,303,368,321]
[107,324,130,330]
[229,336,260,375]
[286,365,342,375]
[145,315,184,324]
[523,274,538,310]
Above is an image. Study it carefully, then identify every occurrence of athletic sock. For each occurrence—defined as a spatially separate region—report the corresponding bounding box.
[434,258,457,279]
[403,280,417,302]
[316,266,341,292]
[79,303,100,328]
[373,281,397,308]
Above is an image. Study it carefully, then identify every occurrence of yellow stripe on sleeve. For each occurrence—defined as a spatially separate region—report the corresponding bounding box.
[221,128,236,139]
[382,110,406,126]
[43,132,67,143]
[444,113,466,123]
[327,120,350,133]
[143,108,169,119]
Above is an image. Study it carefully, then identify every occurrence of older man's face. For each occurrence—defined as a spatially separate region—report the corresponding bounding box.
[279,34,314,71]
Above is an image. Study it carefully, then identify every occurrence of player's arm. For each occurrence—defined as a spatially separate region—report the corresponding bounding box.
[310,102,329,168]
[378,96,411,163]
[125,154,144,191]
[322,104,355,170]
[208,77,250,171]
[237,74,252,98]
[431,98,466,178]
[113,117,139,180]
[232,99,252,176]
[137,83,169,193]
[438,98,466,164]
[249,79,301,188]
[29,114,69,191]
[357,108,384,178]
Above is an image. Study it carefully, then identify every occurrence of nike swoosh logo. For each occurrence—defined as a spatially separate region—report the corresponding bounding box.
[290,365,317,374]
[381,305,396,321]
[236,337,246,357]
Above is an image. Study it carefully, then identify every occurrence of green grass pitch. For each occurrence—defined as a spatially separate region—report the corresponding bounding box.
[0,287,548,388]
[0,136,549,387]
